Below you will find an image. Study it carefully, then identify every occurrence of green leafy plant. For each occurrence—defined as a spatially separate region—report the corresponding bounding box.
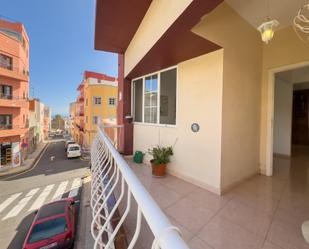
[148,146,173,165]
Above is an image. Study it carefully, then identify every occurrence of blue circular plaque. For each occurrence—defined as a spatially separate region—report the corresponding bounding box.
[191,123,200,132]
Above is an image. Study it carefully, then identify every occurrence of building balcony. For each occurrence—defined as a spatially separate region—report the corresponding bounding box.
[77,95,84,103]
[0,95,28,108]
[75,123,84,132]
[90,126,309,249]
[77,110,84,116]
[0,62,29,81]
[0,124,28,138]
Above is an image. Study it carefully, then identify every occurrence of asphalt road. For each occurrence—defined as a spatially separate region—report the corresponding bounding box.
[0,139,89,249]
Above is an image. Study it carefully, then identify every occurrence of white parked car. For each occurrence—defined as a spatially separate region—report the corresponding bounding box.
[67,144,81,158]
[65,140,75,151]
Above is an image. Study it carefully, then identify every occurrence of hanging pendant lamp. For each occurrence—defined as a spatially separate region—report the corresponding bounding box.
[257,0,279,44]
[257,19,279,44]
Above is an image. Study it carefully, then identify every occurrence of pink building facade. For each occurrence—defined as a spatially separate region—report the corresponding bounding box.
[0,18,30,166]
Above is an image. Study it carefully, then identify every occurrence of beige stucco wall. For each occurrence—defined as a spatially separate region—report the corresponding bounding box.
[259,26,309,174]
[124,0,192,77]
[193,2,263,191]
[133,49,224,192]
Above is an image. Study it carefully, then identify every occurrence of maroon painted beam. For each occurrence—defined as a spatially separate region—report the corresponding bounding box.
[117,54,133,155]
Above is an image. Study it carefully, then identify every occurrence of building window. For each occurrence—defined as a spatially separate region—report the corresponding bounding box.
[108,97,116,106]
[0,114,12,129]
[98,79,101,83]
[85,116,88,124]
[0,54,13,70]
[144,75,158,123]
[132,67,177,125]
[93,97,101,105]
[0,85,12,99]
[93,116,98,125]
[85,98,88,106]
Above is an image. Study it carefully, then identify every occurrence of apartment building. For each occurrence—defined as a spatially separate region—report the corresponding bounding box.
[43,106,51,140]
[28,99,47,152]
[69,102,76,138]
[92,1,309,248]
[74,71,117,147]
[0,18,29,166]
[94,0,309,193]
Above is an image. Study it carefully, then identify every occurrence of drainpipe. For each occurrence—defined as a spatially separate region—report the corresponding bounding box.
[117,54,133,155]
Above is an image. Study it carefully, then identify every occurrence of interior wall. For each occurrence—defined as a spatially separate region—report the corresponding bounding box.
[193,2,263,191]
[273,77,293,156]
[133,49,224,193]
[260,26,309,174]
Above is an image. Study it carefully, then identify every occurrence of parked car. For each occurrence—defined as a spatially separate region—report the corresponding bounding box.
[67,144,81,158]
[23,198,76,249]
[65,140,75,151]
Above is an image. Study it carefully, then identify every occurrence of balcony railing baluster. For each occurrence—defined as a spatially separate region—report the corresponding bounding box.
[90,125,189,249]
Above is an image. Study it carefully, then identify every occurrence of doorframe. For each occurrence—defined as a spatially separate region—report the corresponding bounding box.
[266,60,309,176]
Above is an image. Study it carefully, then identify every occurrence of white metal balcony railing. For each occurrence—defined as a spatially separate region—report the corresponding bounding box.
[90,125,189,249]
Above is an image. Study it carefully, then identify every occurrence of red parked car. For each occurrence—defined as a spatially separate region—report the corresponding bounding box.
[23,198,76,249]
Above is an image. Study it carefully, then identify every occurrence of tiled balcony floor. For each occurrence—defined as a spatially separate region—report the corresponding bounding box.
[126,146,309,249]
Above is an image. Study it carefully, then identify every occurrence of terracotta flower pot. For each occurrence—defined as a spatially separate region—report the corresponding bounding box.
[151,160,167,177]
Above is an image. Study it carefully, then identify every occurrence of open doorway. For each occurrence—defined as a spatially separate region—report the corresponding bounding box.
[271,65,309,176]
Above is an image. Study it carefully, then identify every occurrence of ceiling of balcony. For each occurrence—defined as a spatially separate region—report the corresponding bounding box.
[225,0,306,30]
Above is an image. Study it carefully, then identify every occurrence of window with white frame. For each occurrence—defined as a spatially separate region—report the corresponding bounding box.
[144,74,158,123]
[132,67,177,125]
[93,97,101,105]
[108,97,116,106]
[93,116,98,125]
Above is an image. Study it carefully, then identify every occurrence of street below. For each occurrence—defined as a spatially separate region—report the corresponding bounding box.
[0,139,88,249]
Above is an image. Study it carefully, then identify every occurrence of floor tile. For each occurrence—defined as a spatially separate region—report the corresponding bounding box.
[273,206,309,228]
[198,216,264,249]
[189,236,214,249]
[218,199,272,237]
[165,197,215,234]
[262,241,284,249]
[187,187,230,212]
[146,182,182,209]
[159,175,197,196]
[267,220,309,249]
[167,215,194,242]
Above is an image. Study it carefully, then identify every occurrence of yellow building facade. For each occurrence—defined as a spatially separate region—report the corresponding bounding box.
[78,71,118,147]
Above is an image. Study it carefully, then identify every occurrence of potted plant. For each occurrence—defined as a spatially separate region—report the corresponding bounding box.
[148,146,173,177]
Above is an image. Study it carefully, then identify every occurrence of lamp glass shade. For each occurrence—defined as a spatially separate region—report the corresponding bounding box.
[257,20,279,44]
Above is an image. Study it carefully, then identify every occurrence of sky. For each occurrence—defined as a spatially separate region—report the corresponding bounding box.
[1,0,118,116]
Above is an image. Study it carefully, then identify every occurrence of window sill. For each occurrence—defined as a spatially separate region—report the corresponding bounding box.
[133,122,176,128]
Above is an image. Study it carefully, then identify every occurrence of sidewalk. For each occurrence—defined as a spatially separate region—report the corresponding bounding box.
[0,142,48,178]
[75,175,94,249]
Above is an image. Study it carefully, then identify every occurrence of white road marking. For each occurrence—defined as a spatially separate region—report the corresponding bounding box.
[29,184,54,211]
[2,188,39,220]
[68,178,82,198]
[0,193,22,214]
[52,181,68,200]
